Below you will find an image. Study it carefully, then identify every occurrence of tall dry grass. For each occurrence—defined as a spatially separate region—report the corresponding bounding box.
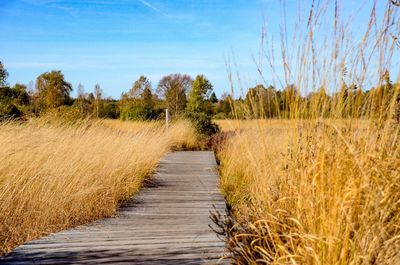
[216,119,399,264]
[0,118,196,255]
[214,0,400,264]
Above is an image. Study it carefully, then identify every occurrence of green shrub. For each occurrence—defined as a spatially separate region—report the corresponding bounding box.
[102,101,119,119]
[120,100,162,121]
[0,103,22,119]
[185,112,220,136]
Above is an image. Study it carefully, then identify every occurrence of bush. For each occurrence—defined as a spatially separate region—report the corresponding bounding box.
[0,103,22,120]
[40,106,87,125]
[102,101,119,119]
[120,102,159,121]
[0,86,27,119]
[185,112,220,136]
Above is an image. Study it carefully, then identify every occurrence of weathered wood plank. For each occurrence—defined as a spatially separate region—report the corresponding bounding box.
[1,151,227,264]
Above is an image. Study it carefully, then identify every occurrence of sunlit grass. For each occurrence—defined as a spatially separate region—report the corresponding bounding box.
[0,118,196,255]
[214,0,400,263]
[216,118,399,264]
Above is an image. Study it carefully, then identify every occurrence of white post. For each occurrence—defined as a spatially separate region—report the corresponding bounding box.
[165,108,170,130]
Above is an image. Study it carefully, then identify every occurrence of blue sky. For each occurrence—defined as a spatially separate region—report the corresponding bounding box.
[0,0,279,98]
[0,0,396,98]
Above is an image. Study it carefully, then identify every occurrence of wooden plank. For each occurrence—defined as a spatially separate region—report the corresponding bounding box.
[1,151,227,264]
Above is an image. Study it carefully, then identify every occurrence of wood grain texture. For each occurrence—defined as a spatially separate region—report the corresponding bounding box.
[1,151,227,264]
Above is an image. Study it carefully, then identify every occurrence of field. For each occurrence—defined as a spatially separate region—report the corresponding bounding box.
[209,2,400,262]
[1,0,399,263]
[215,118,400,264]
[0,118,196,254]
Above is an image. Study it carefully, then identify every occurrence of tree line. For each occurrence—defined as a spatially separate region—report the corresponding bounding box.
[1,60,398,123]
[239,72,399,121]
[0,61,232,123]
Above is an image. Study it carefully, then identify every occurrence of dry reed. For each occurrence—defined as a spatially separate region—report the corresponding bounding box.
[217,119,399,264]
[215,0,400,264]
[0,118,196,255]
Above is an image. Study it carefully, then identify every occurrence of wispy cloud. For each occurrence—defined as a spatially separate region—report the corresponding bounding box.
[23,0,172,18]
[21,0,77,16]
[137,0,170,18]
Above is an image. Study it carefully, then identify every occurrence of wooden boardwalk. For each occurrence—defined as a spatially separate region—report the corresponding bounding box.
[2,151,226,264]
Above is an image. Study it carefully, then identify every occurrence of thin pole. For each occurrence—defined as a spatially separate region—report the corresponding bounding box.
[166,108,170,130]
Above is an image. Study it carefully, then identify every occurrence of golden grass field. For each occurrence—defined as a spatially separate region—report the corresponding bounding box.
[211,1,400,262]
[0,118,196,255]
[1,1,399,263]
[215,119,400,264]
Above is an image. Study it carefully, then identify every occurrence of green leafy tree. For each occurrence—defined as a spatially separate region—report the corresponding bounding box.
[209,92,218,103]
[120,76,157,121]
[102,99,119,119]
[215,93,233,118]
[141,87,153,106]
[186,75,213,113]
[185,75,219,136]
[12,83,30,106]
[34,70,72,111]
[0,62,30,118]
[157,73,192,116]
[129,76,152,99]
[245,84,276,118]
[0,102,21,119]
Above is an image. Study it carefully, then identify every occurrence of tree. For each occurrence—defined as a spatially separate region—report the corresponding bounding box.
[77,83,86,114]
[184,75,219,135]
[73,83,93,116]
[157,73,192,116]
[119,76,157,121]
[94,84,103,118]
[141,87,154,108]
[370,70,399,121]
[0,83,29,119]
[12,83,30,106]
[210,92,218,103]
[215,93,233,118]
[245,84,267,118]
[0,102,21,119]
[102,99,119,119]
[186,74,213,113]
[0,61,9,88]
[34,70,72,111]
[128,76,152,99]
[244,84,281,118]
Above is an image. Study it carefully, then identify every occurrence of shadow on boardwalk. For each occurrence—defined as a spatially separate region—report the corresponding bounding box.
[4,249,218,265]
